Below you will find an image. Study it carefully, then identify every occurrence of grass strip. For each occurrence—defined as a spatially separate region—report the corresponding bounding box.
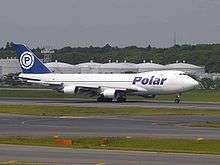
[0,89,220,102]
[0,104,220,116]
[155,89,220,102]
[1,136,220,155]
[0,162,45,165]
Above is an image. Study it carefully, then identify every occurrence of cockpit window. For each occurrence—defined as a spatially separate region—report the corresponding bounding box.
[179,73,198,81]
[179,73,187,75]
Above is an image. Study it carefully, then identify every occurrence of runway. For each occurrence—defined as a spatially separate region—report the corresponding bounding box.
[0,97,220,109]
[0,144,220,165]
[0,114,220,139]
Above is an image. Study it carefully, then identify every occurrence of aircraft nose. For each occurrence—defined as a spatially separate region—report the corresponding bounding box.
[189,78,199,88]
[194,80,199,87]
[182,76,199,91]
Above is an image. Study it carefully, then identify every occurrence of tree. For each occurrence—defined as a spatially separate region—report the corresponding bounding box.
[60,46,72,53]
[146,44,152,50]
[5,42,11,50]
[200,78,215,89]
[213,78,220,89]
[103,43,111,49]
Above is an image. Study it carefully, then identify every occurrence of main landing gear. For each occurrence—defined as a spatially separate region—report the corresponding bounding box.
[116,96,127,103]
[97,95,113,102]
[116,92,127,103]
[174,94,181,104]
[96,94,127,103]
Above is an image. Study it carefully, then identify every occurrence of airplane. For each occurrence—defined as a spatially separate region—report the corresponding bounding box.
[14,44,199,103]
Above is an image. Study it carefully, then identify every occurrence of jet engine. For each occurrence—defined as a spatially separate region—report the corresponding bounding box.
[101,88,116,98]
[61,85,78,94]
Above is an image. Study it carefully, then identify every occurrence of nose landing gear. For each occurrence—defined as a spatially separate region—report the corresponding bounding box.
[174,94,181,104]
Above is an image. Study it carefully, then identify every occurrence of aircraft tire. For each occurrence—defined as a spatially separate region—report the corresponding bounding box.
[174,98,181,104]
[116,97,127,103]
[97,95,104,102]
[97,96,113,102]
[103,98,113,102]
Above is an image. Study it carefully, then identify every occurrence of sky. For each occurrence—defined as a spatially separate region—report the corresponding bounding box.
[0,0,220,48]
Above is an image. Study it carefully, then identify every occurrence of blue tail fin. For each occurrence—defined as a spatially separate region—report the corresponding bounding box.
[14,44,51,74]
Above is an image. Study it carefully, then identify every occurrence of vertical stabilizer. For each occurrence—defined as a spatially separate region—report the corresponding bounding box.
[14,44,51,74]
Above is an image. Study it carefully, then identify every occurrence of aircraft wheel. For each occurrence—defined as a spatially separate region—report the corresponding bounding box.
[103,98,113,102]
[97,97,103,102]
[97,95,104,102]
[174,98,180,104]
[116,97,127,103]
[97,96,113,102]
[174,94,181,104]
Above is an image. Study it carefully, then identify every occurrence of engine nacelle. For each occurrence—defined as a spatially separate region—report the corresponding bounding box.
[101,88,116,98]
[62,85,78,94]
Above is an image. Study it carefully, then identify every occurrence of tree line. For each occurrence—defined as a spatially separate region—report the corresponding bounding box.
[0,42,219,73]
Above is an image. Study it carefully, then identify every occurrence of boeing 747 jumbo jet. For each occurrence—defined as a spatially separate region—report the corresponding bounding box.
[15,44,198,103]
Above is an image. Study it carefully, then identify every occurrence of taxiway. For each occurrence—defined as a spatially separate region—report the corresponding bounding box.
[0,97,220,109]
[0,114,220,139]
[0,144,220,165]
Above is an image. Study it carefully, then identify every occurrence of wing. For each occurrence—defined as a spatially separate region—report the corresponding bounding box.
[18,74,142,97]
[50,83,137,97]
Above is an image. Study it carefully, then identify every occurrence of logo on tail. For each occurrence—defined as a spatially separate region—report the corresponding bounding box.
[14,44,51,74]
[20,51,35,69]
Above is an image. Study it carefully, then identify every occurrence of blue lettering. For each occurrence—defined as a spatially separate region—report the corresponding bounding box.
[141,78,149,85]
[132,77,142,85]
[153,78,160,85]
[160,78,167,85]
[132,76,167,86]
[149,76,155,85]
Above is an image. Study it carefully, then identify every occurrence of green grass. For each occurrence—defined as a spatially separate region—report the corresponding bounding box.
[0,89,220,102]
[155,89,220,102]
[0,104,220,116]
[0,162,45,165]
[1,136,220,155]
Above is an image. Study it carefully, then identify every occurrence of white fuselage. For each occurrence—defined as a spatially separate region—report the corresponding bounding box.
[19,70,198,95]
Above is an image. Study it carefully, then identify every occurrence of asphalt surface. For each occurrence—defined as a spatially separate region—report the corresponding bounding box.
[0,97,220,109]
[0,144,220,165]
[0,114,220,139]
[0,99,219,165]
